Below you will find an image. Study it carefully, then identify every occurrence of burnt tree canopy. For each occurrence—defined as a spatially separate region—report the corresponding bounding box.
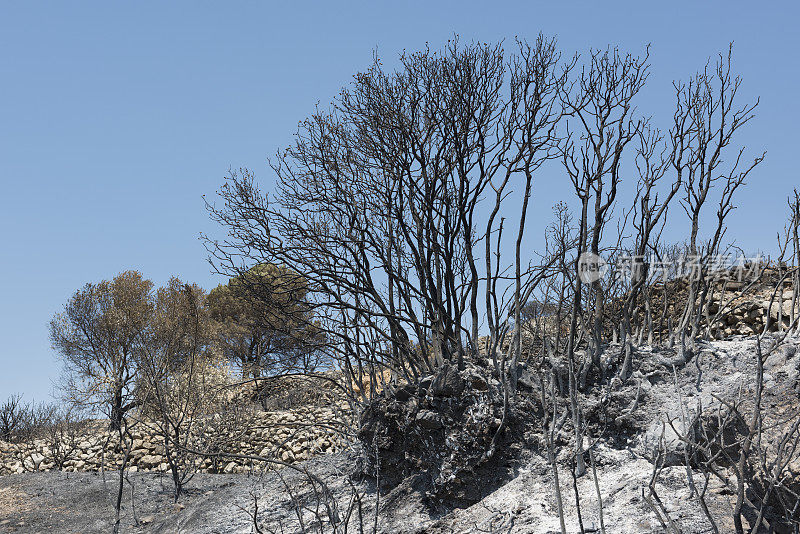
[205,36,569,384]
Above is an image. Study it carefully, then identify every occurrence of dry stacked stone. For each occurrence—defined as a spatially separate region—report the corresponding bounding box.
[0,405,349,476]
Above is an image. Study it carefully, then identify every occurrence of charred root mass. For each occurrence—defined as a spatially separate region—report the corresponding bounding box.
[357,360,538,508]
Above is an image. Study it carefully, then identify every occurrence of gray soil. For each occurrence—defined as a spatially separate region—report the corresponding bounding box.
[0,446,733,534]
[0,451,367,534]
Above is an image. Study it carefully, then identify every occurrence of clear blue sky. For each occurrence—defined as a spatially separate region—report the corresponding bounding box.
[1,1,798,401]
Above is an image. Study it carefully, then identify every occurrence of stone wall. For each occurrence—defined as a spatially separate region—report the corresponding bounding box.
[608,266,798,340]
[708,287,797,337]
[0,405,349,476]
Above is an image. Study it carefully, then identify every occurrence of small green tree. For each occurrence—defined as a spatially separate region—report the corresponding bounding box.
[206,264,322,379]
[50,270,153,430]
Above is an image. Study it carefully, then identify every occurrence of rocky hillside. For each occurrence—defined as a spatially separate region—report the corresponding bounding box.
[2,336,800,533]
[3,276,800,532]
